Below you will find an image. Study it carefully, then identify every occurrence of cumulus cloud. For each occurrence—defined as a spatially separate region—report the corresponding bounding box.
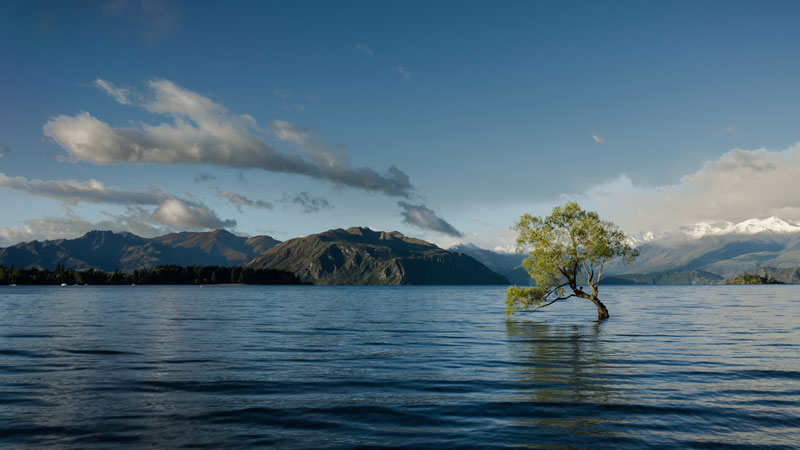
[94,78,132,105]
[44,79,412,197]
[0,172,234,231]
[215,188,273,212]
[398,201,463,237]
[577,143,800,233]
[280,191,331,213]
[0,143,9,158]
[151,197,235,229]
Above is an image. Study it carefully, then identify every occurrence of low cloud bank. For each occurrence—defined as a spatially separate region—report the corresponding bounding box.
[579,144,800,233]
[0,172,235,238]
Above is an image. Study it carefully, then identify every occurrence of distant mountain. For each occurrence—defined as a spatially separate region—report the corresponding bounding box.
[602,269,724,285]
[449,244,531,284]
[606,232,800,279]
[628,216,800,245]
[244,227,509,285]
[0,229,281,272]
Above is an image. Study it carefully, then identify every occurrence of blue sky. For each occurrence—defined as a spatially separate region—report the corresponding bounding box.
[4,0,800,248]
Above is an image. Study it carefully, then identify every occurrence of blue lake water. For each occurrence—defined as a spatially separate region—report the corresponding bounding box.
[1,285,799,448]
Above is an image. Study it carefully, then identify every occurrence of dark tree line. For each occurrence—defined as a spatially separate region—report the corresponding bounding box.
[0,264,304,285]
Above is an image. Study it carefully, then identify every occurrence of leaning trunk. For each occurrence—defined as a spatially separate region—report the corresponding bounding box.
[576,289,611,320]
[589,296,609,320]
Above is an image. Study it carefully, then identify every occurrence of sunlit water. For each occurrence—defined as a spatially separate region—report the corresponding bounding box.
[1,285,799,448]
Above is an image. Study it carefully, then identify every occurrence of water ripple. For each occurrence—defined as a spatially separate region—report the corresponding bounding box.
[1,285,799,448]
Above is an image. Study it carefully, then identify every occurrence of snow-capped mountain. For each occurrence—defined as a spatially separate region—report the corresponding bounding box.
[628,216,800,246]
[685,217,800,238]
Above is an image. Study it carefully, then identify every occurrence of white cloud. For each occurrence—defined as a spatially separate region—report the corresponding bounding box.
[44,79,413,197]
[398,201,462,237]
[270,119,347,168]
[0,208,163,247]
[575,143,800,233]
[0,216,106,246]
[94,78,132,105]
[151,197,235,229]
[591,132,604,144]
[0,172,166,205]
[0,172,235,232]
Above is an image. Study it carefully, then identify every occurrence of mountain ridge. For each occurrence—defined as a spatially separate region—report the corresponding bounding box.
[0,229,281,272]
[244,226,509,285]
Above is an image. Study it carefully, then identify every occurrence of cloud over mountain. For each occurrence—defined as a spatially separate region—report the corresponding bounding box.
[45,79,413,197]
[151,197,235,229]
[579,143,800,233]
[398,201,462,237]
[0,172,234,234]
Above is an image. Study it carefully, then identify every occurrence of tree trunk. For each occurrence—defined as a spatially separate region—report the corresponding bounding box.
[590,296,610,320]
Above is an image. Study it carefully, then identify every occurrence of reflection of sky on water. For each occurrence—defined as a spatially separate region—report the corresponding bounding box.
[1,285,799,447]
[505,320,619,441]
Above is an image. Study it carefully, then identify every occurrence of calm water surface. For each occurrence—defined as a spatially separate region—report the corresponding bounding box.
[1,285,799,448]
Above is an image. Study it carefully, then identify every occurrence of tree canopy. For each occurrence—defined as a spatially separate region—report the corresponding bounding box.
[506,202,637,320]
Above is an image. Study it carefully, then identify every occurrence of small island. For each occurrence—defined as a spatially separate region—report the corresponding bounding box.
[727,273,784,285]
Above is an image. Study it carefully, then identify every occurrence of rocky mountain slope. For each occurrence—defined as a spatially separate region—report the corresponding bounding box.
[244,227,509,285]
[0,229,280,272]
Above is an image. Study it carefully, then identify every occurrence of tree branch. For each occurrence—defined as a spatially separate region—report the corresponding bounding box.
[544,282,570,299]
[523,294,575,313]
[594,257,607,288]
[582,260,594,287]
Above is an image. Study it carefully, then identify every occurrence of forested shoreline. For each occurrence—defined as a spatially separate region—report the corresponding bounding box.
[0,264,305,285]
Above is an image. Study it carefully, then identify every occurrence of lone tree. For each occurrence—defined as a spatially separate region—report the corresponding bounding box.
[506,202,637,320]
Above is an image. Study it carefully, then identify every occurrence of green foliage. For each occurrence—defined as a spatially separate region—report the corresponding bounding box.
[0,264,304,285]
[727,273,783,285]
[506,202,637,317]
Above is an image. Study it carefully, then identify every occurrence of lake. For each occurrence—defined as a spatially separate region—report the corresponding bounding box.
[1,285,799,448]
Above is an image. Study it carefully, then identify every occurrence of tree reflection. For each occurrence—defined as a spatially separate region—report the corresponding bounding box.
[505,320,618,441]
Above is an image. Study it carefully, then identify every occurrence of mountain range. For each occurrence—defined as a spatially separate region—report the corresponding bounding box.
[245,227,508,285]
[0,227,508,285]
[456,217,800,284]
[0,229,279,273]
[5,216,800,285]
